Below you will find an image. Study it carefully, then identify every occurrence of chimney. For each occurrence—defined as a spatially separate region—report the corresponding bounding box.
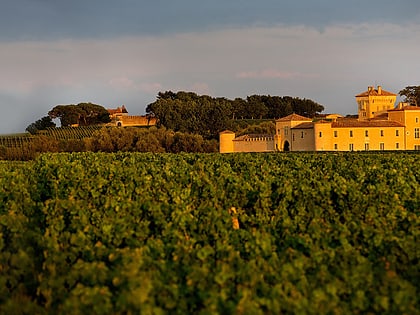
[378,86,382,95]
[368,86,373,92]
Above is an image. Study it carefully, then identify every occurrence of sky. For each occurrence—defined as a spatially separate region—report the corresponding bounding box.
[1,0,419,134]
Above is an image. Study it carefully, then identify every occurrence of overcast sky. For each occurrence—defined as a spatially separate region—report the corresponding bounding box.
[1,0,419,133]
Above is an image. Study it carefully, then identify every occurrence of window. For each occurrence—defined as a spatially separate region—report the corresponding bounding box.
[365,130,369,137]
[292,134,295,141]
[365,143,369,151]
[415,128,420,139]
[349,143,354,151]
[380,143,385,150]
[350,130,353,137]
[334,144,338,150]
[319,132,322,138]
[415,145,420,151]
[416,117,419,123]
[334,130,338,137]
[396,130,399,137]
[301,131,304,138]
[380,130,384,137]
[396,143,399,149]
[284,127,289,136]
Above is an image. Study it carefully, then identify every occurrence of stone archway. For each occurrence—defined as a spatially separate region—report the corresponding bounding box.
[283,140,290,152]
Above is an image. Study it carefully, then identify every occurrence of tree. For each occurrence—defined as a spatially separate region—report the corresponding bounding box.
[48,103,110,127]
[26,116,56,134]
[399,86,420,107]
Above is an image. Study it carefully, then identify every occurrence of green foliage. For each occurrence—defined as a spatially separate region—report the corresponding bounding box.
[48,103,111,127]
[146,91,324,139]
[89,126,218,153]
[0,152,419,314]
[399,86,420,107]
[26,116,56,135]
[236,121,276,136]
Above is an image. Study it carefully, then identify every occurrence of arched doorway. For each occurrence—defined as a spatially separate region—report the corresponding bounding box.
[283,140,290,152]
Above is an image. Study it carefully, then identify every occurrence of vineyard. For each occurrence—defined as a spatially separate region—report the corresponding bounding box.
[0,152,419,314]
[0,133,33,148]
[38,126,103,140]
[0,126,102,149]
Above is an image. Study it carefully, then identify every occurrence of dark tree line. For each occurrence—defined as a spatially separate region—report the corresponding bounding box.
[48,103,111,127]
[26,103,111,134]
[146,91,324,139]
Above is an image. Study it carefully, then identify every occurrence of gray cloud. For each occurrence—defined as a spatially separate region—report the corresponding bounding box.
[1,0,419,41]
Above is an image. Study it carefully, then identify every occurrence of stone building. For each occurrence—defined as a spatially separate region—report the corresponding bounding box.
[107,105,156,127]
[220,86,420,152]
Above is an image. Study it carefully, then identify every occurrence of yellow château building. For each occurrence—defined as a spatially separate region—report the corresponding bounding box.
[107,105,157,127]
[220,86,420,152]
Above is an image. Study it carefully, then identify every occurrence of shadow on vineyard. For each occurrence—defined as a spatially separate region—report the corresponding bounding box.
[0,126,218,160]
[0,152,419,314]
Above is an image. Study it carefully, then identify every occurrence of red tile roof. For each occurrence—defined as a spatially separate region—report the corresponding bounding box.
[356,87,396,97]
[107,105,128,115]
[389,105,420,111]
[292,122,314,129]
[276,113,311,122]
[331,119,404,128]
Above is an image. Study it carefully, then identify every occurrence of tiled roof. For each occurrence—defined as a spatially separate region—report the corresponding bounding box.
[356,87,396,97]
[276,113,311,122]
[107,105,128,115]
[389,105,420,111]
[292,122,314,129]
[331,119,404,128]
[371,113,388,120]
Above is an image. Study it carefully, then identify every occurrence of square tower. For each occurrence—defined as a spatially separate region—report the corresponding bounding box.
[356,86,397,120]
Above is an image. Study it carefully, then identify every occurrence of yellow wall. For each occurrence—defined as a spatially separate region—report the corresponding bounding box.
[356,86,396,120]
[400,109,420,150]
[275,116,312,151]
[314,123,405,151]
[233,138,274,152]
[219,131,235,153]
[314,123,334,151]
[291,128,315,151]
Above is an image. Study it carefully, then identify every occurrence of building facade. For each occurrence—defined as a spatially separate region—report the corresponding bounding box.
[107,105,157,127]
[220,86,420,152]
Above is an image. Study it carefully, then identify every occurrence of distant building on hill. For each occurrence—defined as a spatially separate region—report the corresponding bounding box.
[220,86,420,152]
[107,105,156,127]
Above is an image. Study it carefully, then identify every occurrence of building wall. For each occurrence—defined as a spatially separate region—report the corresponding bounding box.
[291,128,315,151]
[275,116,312,151]
[233,138,274,152]
[114,116,157,127]
[314,123,334,151]
[400,109,420,150]
[314,124,405,151]
[356,86,396,120]
[219,131,235,153]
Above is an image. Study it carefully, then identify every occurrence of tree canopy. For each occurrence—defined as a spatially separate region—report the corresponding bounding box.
[26,116,56,134]
[48,103,111,127]
[146,91,324,139]
[399,86,420,107]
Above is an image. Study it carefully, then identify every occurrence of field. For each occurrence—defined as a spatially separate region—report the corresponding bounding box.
[0,152,419,314]
[0,126,103,149]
